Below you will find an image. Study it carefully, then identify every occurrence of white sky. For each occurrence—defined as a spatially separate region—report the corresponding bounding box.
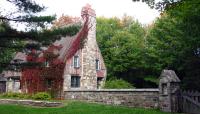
[35,0,160,24]
[0,0,160,29]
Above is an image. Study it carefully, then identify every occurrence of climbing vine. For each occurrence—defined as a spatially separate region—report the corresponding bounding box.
[21,48,65,98]
[21,5,92,98]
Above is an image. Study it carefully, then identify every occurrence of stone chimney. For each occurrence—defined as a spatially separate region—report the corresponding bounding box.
[80,4,98,89]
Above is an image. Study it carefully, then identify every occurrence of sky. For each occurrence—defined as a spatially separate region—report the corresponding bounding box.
[0,0,160,30]
[35,0,160,25]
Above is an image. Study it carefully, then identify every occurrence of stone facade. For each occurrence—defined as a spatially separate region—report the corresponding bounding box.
[6,78,20,93]
[0,75,6,93]
[2,71,21,93]
[1,4,107,93]
[63,4,106,91]
[1,52,26,92]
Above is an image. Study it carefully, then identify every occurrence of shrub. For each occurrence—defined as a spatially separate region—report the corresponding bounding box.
[0,92,31,99]
[18,93,32,99]
[33,92,51,100]
[1,92,19,98]
[104,79,134,89]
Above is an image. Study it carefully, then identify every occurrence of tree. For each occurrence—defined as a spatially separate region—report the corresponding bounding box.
[168,0,200,90]
[0,0,80,71]
[145,14,183,73]
[145,0,200,90]
[133,0,183,12]
[52,15,81,28]
[96,16,151,87]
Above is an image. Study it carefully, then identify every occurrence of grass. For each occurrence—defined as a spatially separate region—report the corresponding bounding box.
[0,101,176,114]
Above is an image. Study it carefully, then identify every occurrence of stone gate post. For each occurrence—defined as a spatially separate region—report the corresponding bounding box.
[159,70,181,112]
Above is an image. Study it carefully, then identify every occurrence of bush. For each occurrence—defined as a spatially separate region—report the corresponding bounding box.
[33,92,51,100]
[104,79,134,89]
[0,92,31,99]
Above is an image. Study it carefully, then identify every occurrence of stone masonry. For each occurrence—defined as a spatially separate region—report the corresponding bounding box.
[159,70,180,112]
[81,5,98,89]
[64,69,182,112]
[63,4,106,91]
[64,89,159,108]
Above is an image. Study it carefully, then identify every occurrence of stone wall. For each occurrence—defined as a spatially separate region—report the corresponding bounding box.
[63,70,182,112]
[64,89,159,108]
[6,79,20,93]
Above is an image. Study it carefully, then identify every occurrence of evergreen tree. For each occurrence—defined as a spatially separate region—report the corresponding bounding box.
[0,0,80,71]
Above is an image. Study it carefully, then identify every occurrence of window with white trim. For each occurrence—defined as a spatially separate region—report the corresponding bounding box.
[45,61,49,67]
[73,56,79,68]
[96,59,100,70]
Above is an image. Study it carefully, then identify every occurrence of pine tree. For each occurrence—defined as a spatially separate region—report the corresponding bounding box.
[0,0,81,71]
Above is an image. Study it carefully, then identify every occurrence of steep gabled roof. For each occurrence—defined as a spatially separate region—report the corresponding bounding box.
[8,4,92,65]
[53,4,92,62]
[54,36,75,61]
[11,52,27,63]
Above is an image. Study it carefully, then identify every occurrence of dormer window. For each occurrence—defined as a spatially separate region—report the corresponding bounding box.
[73,56,79,68]
[96,59,100,70]
[45,61,49,67]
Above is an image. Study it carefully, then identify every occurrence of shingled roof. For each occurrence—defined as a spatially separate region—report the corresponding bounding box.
[55,36,75,61]
[11,52,27,63]
[0,74,6,82]
[8,4,92,64]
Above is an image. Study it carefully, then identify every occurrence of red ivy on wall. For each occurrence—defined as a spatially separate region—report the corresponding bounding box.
[21,6,92,98]
[21,50,65,98]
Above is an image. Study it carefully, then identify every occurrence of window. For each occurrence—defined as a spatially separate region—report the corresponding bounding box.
[45,61,49,67]
[46,79,52,88]
[71,76,80,88]
[96,59,100,70]
[73,56,79,68]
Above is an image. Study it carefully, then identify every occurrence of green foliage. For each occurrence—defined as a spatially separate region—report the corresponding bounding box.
[133,0,184,12]
[143,76,159,85]
[104,79,134,89]
[25,24,81,45]
[145,0,200,90]
[97,16,145,73]
[7,0,45,13]
[32,92,51,100]
[96,16,151,88]
[0,93,31,99]
[0,1,81,71]
[97,0,200,90]
[0,101,173,114]
[0,92,51,100]
[145,14,184,73]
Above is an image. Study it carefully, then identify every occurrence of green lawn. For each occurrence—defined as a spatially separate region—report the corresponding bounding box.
[0,101,175,114]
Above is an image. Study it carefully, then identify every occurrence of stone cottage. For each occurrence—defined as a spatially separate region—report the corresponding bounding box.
[1,4,107,93]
